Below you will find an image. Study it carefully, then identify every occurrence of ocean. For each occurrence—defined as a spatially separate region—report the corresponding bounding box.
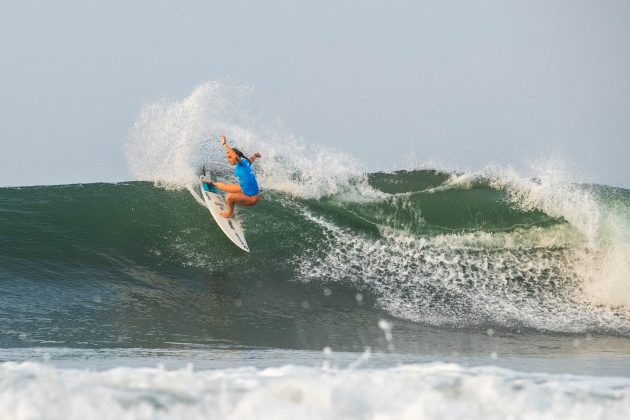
[2,168,630,419]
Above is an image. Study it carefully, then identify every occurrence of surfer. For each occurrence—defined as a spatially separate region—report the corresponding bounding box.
[202,135,261,218]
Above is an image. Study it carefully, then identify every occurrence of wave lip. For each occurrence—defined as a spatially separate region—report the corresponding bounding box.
[2,361,630,420]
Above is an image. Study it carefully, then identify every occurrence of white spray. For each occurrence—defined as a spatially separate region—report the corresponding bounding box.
[125,81,372,200]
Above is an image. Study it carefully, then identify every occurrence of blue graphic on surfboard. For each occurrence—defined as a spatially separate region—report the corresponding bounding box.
[199,175,250,252]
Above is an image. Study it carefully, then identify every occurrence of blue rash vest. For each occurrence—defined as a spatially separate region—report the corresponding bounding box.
[234,158,259,196]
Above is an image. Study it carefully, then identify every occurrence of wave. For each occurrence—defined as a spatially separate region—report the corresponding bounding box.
[1,169,630,340]
[3,81,630,345]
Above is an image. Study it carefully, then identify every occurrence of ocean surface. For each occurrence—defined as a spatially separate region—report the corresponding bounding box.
[2,168,630,419]
[1,81,629,418]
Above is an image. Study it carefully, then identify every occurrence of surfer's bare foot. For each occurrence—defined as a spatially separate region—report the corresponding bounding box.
[219,210,233,218]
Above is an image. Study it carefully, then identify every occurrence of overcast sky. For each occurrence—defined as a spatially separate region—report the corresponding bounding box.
[1,0,629,188]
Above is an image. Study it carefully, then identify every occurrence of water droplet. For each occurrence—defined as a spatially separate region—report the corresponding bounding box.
[378,319,393,343]
[378,319,392,332]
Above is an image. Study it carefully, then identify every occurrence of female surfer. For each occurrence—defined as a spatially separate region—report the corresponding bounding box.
[202,134,261,218]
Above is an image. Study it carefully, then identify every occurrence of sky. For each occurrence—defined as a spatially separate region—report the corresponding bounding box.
[1,0,629,188]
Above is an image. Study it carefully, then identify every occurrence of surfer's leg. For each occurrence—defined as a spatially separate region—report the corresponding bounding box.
[213,182,242,193]
[220,193,260,218]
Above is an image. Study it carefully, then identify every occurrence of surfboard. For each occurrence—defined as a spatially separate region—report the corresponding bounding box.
[199,176,250,252]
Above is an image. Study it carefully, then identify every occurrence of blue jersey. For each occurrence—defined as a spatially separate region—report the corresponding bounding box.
[234,159,259,196]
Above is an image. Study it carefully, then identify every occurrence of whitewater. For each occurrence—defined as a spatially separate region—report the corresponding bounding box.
[1,82,630,419]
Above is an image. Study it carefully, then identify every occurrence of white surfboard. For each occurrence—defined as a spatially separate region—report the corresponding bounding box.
[199,176,250,252]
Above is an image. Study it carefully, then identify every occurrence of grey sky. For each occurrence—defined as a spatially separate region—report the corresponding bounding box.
[1,0,629,187]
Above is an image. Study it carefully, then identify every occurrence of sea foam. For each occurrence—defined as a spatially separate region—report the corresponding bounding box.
[2,361,629,420]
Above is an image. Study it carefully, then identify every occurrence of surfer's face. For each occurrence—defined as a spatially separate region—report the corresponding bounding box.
[227,150,238,165]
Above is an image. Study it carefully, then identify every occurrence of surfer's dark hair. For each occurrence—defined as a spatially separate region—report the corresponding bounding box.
[232,147,249,162]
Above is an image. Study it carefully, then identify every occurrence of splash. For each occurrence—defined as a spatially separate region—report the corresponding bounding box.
[126,81,238,188]
[125,81,371,199]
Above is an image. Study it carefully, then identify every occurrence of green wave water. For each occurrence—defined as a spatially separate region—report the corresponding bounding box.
[2,170,630,352]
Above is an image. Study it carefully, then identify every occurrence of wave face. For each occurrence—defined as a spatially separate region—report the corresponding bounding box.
[1,169,630,349]
[3,82,630,350]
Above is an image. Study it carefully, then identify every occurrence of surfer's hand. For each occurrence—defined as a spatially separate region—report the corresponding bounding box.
[219,135,227,146]
[254,152,262,158]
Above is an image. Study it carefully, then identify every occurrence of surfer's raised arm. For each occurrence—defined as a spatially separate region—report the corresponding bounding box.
[219,135,240,163]
[219,135,261,164]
